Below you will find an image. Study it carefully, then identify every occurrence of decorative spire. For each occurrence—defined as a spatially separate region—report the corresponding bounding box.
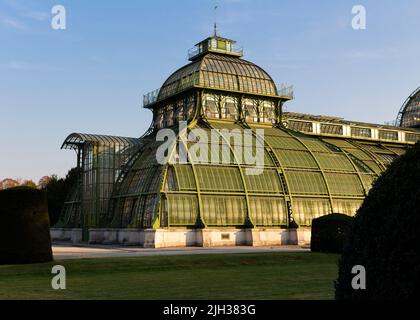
[213,5,218,36]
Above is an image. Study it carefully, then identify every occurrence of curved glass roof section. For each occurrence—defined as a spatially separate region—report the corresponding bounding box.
[156,53,278,102]
[398,87,420,128]
[108,121,407,229]
[61,133,142,150]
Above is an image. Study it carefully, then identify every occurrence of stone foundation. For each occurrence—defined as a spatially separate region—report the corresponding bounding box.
[50,228,82,244]
[50,227,311,248]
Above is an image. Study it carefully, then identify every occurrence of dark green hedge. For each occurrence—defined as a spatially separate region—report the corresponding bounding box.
[0,187,53,264]
[311,213,353,253]
[42,167,81,226]
[335,142,420,300]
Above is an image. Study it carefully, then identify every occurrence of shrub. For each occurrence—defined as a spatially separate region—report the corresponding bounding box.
[42,167,81,226]
[335,142,420,300]
[0,187,53,264]
[311,213,353,253]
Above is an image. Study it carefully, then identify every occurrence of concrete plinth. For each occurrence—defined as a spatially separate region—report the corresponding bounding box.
[51,227,312,248]
[50,228,82,244]
[284,228,311,246]
[201,228,249,247]
[247,228,287,246]
[147,229,199,248]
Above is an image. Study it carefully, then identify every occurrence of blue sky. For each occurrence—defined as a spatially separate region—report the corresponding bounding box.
[1,0,419,181]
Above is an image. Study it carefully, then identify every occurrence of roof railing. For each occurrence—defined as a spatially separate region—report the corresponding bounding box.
[187,46,243,60]
[278,84,294,99]
[187,47,200,60]
[143,88,160,107]
[143,83,294,107]
[188,43,244,60]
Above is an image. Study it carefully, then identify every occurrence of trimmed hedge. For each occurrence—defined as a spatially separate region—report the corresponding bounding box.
[0,187,53,264]
[335,142,420,300]
[311,213,353,253]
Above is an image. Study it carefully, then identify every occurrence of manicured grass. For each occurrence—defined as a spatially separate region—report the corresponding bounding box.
[0,252,339,300]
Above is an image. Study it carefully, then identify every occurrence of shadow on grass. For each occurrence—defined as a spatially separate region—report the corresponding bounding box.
[0,252,339,300]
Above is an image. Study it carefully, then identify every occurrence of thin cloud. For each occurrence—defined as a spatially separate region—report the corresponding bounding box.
[23,11,49,22]
[344,47,401,60]
[0,0,49,27]
[345,51,383,59]
[0,61,28,70]
[0,60,68,72]
[0,15,25,29]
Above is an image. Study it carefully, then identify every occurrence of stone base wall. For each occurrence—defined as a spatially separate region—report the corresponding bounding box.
[50,228,82,244]
[50,227,312,248]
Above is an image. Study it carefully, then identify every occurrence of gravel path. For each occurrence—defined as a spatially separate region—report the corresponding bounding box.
[52,243,310,260]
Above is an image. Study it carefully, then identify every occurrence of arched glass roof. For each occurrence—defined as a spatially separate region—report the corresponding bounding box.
[157,53,278,102]
[61,133,142,150]
[107,121,407,230]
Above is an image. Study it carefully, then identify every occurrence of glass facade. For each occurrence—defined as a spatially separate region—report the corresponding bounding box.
[153,94,196,129]
[60,35,418,232]
[59,134,143,228]
[107,120,409,229]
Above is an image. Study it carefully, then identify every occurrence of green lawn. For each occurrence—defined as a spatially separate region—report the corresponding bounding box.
[0,252,339,300]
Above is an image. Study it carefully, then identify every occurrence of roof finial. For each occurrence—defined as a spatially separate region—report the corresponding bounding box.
[213,5,218,36]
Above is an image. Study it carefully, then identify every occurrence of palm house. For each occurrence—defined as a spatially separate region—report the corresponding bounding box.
[52,33,420,247]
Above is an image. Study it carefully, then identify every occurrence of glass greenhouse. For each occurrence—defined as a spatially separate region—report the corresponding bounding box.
[54,34,420,246]
[397,87,420,128]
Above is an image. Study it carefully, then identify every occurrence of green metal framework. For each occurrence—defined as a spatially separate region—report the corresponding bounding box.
[108,116,409,229]
[397,87,420,128]
[58,133,143,231]
[60,34,418,231]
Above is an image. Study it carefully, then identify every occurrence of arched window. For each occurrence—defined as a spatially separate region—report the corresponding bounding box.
[164,104,174,127]
[176,100,185,122]
[154,108,164,129]
[223,96,238,120]
[244,98,258,123]
[261,101,275,124]
[186,95,195,120]
[204,94,219,119]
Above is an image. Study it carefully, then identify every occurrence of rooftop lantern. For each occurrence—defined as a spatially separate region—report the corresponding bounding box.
[188,25,243,61]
